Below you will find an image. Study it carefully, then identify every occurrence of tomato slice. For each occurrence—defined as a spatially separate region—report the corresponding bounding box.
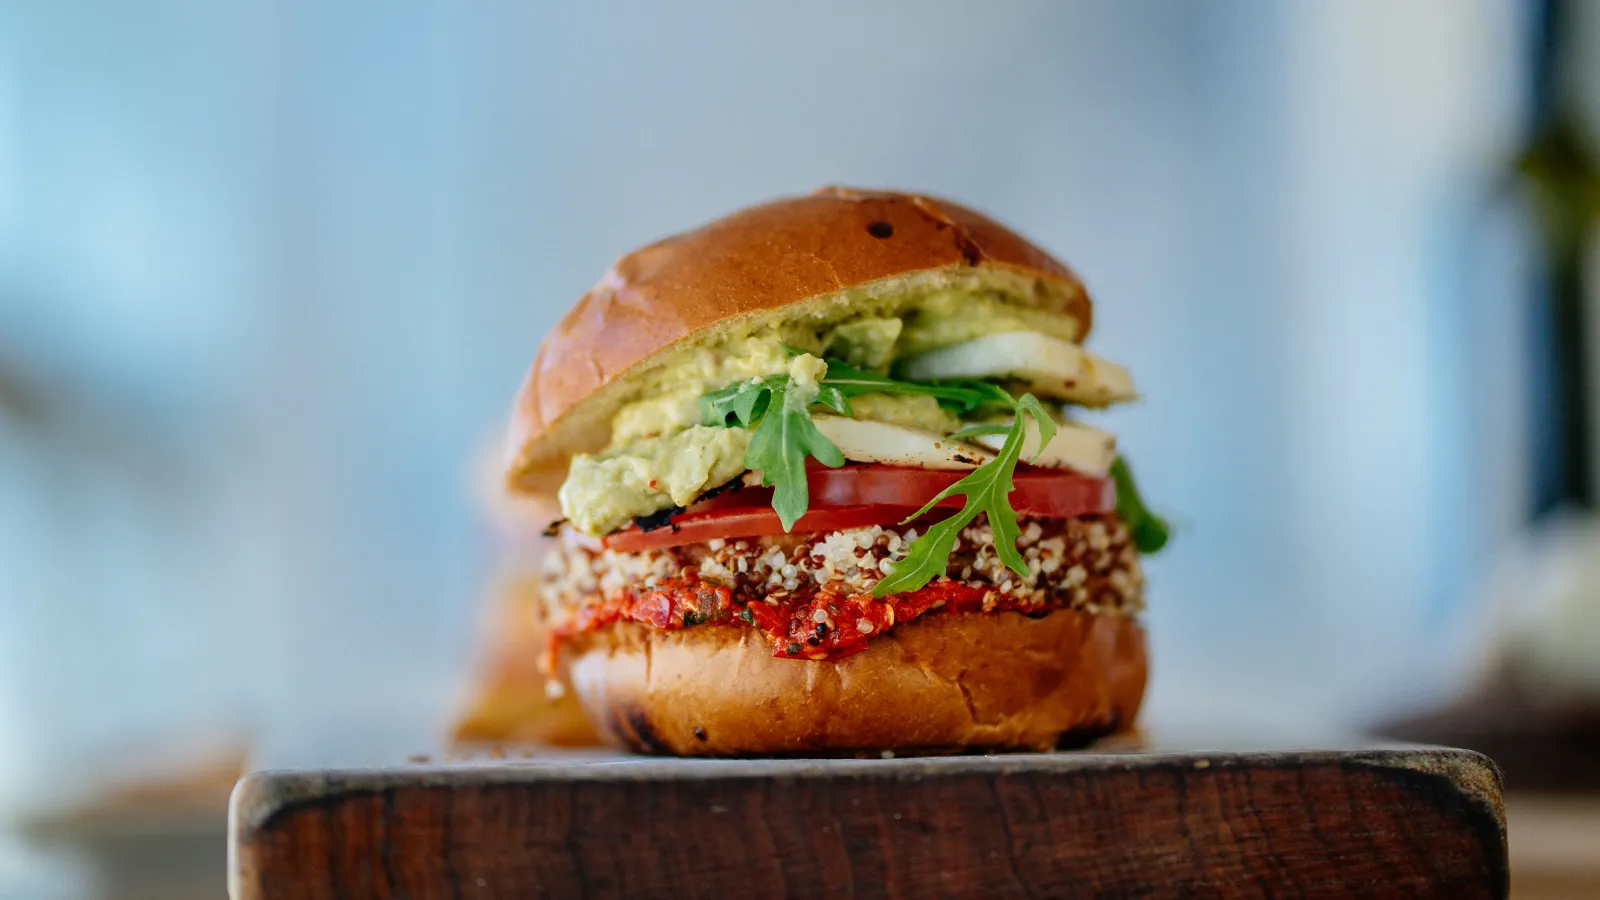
[600,463,1114,553]
[810,463,1112,518]
[603,504,921,553]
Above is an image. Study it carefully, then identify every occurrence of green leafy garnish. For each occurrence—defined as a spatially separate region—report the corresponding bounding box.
[819,360,1011,413]
[947,423,1012,441]
[1111,456,1170,553]
[872,393,1058,597]
[699,360,1023,532]
[698,370,849,531]
[700,375,780,427]
[698,357,1172,570]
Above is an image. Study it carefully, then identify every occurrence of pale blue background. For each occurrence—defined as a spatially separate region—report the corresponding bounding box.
[0,0,1534,809]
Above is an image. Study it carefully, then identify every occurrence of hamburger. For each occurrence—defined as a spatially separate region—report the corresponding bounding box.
[507,187,1168,755]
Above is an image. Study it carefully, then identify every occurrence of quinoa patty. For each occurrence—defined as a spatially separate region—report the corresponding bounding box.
[540,515,1144,662]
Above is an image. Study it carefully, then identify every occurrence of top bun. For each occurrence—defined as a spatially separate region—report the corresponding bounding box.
[505,187,1092,492]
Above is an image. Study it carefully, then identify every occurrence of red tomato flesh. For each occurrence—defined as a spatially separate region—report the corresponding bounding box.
[601,463,1112,553]
[811,463,1112,515]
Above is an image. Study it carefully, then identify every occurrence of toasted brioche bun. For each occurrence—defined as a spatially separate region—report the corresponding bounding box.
[506,187,1092,490]
[563,610,1146,756]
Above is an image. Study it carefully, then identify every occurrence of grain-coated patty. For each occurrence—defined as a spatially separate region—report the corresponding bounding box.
[545,515,1141,612]
[540,514,1143,658]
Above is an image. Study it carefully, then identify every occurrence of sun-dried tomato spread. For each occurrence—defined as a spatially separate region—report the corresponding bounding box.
[544,514,1143,663]
[558,572,1084,661]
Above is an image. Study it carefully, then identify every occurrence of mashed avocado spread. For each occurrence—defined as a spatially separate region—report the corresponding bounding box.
[848,393,959,433]
[559,425,752,536]
[559,290,1081,536]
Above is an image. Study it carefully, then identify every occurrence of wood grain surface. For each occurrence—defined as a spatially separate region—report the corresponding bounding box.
[229,747,1507,899]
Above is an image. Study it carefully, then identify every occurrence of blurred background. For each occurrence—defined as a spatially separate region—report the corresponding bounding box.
[4,0,1600,896]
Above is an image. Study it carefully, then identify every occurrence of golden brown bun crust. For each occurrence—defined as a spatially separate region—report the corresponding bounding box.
[507,187,1090,484]
[564,610,1146,756]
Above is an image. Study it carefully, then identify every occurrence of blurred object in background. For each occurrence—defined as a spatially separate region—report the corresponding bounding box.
[451,441,599,749]
[1390,513,1600,788]
[1507,794,1600,900]
[1522,0,1600,519]
[13,746,241,900]
[1379,4,1600,892]
[450,571,599,749]
[1381,0,1600,800]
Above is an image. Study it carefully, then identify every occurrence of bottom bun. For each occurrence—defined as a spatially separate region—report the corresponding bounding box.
[564,610,1147,756]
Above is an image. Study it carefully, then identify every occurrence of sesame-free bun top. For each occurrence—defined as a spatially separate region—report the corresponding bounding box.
[506,187,1093,491]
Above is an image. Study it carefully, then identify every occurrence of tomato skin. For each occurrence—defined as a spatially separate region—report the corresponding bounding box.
[810,464,1112,518]
[602,505,920,554]
[600,463,1113,553]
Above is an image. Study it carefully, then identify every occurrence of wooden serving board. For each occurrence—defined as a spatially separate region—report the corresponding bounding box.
[228,745,1507,899]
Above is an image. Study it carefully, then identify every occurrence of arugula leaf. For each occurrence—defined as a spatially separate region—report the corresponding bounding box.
[1013,394,1058,463]
[701,365,849,532]
[699,357,1168,582]
[813,382,851,417]
[819,360,1010,413]
[947,423,1012,441]
[1110,456,1170,553]
[872,392,1057,596]
[699,376,781,427]
[748,376,848,529]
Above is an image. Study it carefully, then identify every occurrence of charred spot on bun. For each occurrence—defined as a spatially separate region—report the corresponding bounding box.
[506,187,1169,756]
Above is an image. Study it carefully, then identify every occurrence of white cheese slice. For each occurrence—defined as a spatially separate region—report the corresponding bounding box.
[899,331,1138,406]
[972,419,1116,477]
[811,417,993,469]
